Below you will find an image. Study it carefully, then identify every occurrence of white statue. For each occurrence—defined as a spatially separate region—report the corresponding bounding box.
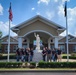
[34,33,40,50]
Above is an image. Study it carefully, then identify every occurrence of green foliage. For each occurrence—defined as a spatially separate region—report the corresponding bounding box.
[62,56,76,59]
[0,62,22,68]
[0,31,2,38]
[0,53,2,56]
[38,61,76,68]
[0,62,76,68]
[29,62,36,68]
[0,31,2,48]
[0,62,6,68]
[30,62,36,66]
[38,61,46,68]
[0,54,16,59]
[71,53,76,57]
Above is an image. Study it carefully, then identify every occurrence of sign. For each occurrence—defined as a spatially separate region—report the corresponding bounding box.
[33,40,42,46]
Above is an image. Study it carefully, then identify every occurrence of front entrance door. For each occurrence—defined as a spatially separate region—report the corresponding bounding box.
[29,43,33,49]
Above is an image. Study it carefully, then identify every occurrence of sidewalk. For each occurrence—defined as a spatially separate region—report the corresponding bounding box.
[0,59,76,62]
[62,59,76,62]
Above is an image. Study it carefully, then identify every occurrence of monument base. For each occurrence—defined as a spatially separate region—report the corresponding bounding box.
[32,49,43,62]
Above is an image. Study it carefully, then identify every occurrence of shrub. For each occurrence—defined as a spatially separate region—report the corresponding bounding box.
[0,62,22,68]
[0,55,16,59]
[29,62,36,68]
[0,62,76,68]
[0,53,2,56]
[30,62,36,66]
[38,61,46,68]
[0,62,6,68]
[62,56,76,59]
[38,61,76,68]
[5,62,22,68]
[71,53,76,57]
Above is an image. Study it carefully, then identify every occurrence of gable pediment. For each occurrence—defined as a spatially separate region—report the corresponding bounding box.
[1,35,18,42]
[11,15,65,36]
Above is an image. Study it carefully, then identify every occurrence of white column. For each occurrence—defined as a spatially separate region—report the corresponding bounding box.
[18,37,22,48]
[54,37,58,48]
[48,38,50,49]
[27,39,30,48]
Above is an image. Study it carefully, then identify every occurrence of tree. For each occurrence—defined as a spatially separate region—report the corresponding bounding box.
[0,31,2,49]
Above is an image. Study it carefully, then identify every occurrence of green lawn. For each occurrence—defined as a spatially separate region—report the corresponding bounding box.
[62,54,71,57]
[0,68,76,71]
[0,53,16,56]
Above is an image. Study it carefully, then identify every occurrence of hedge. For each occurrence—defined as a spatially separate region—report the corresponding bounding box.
[0,62,22,68]
[62,56,76,59]
[0,62,76,68]
[38,61,76,68]
[0,55,16,59]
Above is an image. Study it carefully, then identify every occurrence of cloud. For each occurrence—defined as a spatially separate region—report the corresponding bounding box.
[67,7,76,35]
[57,0,70,17]
[0,21,17,37]
[45,11,54,20]
[54,0,58,2]
[36,12,40,15]
[58,4,64,17]
[57,0,76,36]
[31,7,35,11]
[60,30,72,36]
[60,31,66,36]
[0,4,3,15]
[37,0,50,5]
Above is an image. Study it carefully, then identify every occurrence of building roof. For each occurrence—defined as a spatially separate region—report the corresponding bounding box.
[11,15,65,34]
[59,34,75,42]
[1,35,18,42]
[69,37,76,42]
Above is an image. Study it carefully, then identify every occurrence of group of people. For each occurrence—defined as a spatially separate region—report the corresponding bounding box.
[42,47,62,62]
[16,47,62,62]
[16,48,33,62]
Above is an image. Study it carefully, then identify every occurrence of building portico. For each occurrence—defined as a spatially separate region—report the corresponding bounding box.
[11,15,65,49]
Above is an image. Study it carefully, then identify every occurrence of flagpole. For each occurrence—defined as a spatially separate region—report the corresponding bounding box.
[65,1,69,62]
[7,2,12,62]
[7,19,10,62]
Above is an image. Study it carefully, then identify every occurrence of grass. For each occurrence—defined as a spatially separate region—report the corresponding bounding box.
[0,53,75,57]
[62,54,71,56]
[1,53,15,56]
[1,53,70,56]
[0,68,76,71]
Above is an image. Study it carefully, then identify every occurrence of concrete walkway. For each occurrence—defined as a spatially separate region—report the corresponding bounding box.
[0,59,76,62]
[61,59,76,62]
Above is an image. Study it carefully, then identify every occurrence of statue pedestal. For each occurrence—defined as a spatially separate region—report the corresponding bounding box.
[33,49,43,62]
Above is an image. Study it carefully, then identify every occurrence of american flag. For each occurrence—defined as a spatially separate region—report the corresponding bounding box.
[9,3,13,21]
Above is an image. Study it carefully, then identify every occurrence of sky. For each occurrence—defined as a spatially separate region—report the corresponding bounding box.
[0,0,76,37]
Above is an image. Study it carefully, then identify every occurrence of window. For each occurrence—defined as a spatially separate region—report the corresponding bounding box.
[5,45,8,52]
[51,39,53,42]
[23,39,27,42]
[0,47,2,52]
[13,45,18,52]
[73,45,76,52]
[23,45,27,49]
[50,45,54,49]
[59,45,65,53]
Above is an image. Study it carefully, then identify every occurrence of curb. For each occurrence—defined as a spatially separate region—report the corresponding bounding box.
[0,70,76,72]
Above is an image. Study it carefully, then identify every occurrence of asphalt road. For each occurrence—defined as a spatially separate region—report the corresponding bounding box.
[0,72,76,75]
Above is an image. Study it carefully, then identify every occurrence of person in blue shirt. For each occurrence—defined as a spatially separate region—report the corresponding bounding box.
[42,48,46,61]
